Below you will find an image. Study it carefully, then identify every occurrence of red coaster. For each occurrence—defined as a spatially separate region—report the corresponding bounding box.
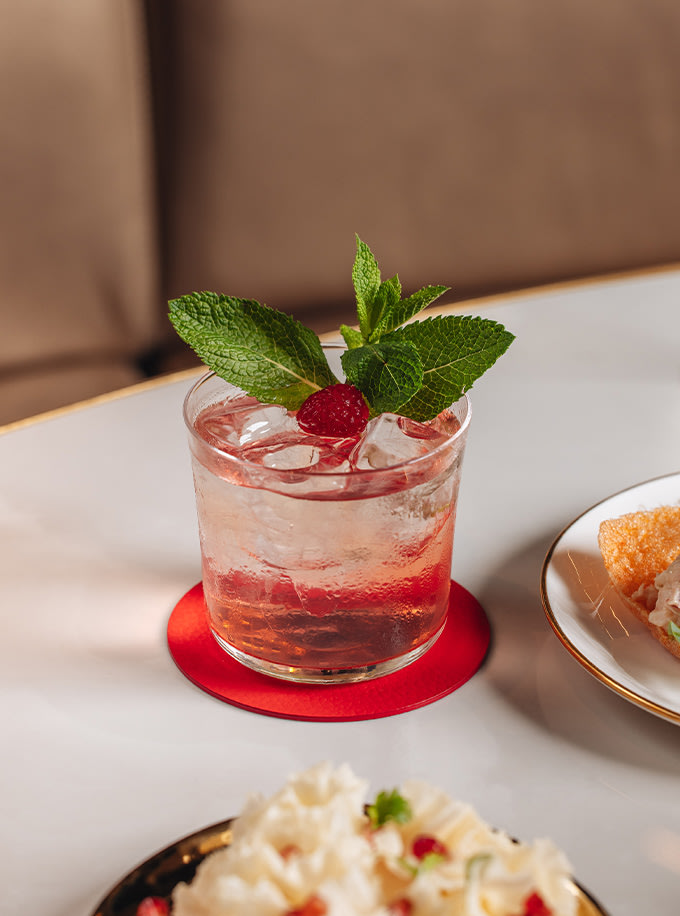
[167,582,490,721]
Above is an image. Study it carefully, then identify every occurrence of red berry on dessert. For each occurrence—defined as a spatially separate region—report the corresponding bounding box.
[523,891,553,915]
[387,898,413,915]
[136,897,170,916]
[411,834,449,860]
[285,895,328,916]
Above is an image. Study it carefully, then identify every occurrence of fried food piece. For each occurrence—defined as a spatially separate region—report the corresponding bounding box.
[598,505,680,659]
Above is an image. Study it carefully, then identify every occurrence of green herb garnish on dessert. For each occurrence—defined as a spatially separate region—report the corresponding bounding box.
[668,620,680,645]
[169,236,514,428]
[366,788,413,828]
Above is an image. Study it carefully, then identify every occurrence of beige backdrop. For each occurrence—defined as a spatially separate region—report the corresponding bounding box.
[2,0,679,423]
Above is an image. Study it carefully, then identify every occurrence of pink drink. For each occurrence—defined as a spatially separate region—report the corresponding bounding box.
[184,371,470,683]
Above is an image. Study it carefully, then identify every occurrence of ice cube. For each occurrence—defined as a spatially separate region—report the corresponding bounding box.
[252,432,356,471]
[237,405,298,446]
[196,398,298,453]
[350,413,448,470]
[261,443,321,469]
[425,408,462,439]
[397,415,449,441]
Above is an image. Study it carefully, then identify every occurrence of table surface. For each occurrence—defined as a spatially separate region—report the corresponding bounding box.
[3,267,680,916]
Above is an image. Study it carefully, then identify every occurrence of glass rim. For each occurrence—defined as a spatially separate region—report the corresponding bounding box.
[183,369,471,481]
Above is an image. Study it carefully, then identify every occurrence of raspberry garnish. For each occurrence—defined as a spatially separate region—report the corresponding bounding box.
[387,899,413,915]
[296,383,369,437]
[286,895,328,916]
[411,834,449,860]
[522,892,553,916]
[136,897,170,916]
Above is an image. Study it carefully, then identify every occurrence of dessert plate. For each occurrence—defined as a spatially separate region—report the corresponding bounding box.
[90,819,609,916]
[541,471,680,725]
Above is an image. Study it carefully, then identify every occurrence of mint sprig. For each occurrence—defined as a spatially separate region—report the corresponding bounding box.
[168,236,514,421]
[385,314,515,422]
[668,620,680,644]
[341,339,423,415]
[340,235,514,419]
[352,236,384,338]
[367,789,413,829]
[399,852,448,877]
[370,283,450,340]
[168,292,337,409]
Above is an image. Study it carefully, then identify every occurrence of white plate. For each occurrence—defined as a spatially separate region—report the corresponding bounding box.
[541,472,680,725]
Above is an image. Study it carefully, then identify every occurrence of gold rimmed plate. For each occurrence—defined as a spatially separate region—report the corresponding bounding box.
[541,471,680,725]
[91,819,608,916]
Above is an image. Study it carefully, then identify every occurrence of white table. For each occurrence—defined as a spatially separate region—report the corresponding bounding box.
[2,268,680,915]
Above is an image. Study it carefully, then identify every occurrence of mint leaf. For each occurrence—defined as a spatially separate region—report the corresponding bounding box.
[352,236,382,338]
[668,621,680,644]
[370,284,449,341]
[417,852,447,873]
[367,789,413,829]
[340,324,364,350]
[341,340,423,415]
[370,274,402,333]
[169,292,337,409]
[397,852,446,877]
[387,315,515,421]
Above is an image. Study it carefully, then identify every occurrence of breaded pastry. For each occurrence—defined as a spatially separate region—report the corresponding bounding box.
[598,505,680,659]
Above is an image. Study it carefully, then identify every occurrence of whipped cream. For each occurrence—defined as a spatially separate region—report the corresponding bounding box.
[172,762,577,916]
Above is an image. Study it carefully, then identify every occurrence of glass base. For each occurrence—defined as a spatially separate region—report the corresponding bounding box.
[210,620,447,684]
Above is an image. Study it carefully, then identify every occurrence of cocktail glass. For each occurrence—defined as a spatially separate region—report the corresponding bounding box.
[182,346,470,683]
